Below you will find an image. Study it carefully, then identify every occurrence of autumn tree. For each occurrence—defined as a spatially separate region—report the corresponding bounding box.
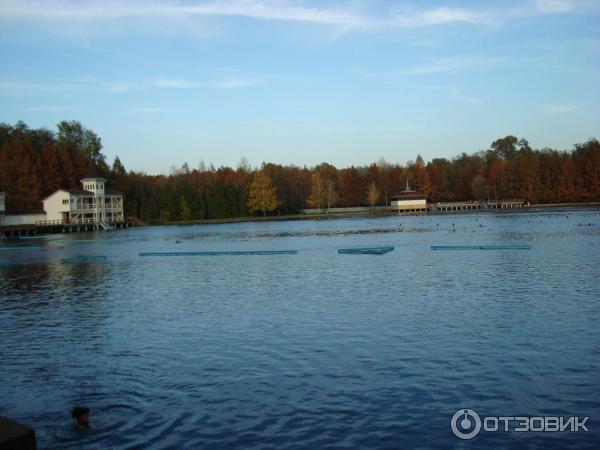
[414,155,432,197]
[573,139,600,200]
[367,181,380,212]
[307,172,327,210]
[339,167,367,206]
[0,121,597,220]
[376,157,392,206]
[556,156,577,202]
[470,175,488,201]
[247,170,279,216]
[179,196,191,221]
[41,142,64,193]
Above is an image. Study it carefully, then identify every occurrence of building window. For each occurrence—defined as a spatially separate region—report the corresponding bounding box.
[62,199,69,205]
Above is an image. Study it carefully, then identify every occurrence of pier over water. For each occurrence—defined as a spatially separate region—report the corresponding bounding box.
[429,200,524,212]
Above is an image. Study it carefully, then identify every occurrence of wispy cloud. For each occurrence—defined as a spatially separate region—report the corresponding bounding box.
[359,56,502,78]
[153,73,263,89]
[391,7,493,28]
[0,71,265,94]
[152,77,197,89]
[544,104,578,113]
[0,1,369,28]
[533,0,573,14]
[0,79,132,93]
[0,0,583,33]
[133,107,168,113]
[20,105,67,112]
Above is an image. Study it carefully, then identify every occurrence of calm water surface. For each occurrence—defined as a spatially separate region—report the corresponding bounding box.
[1,208,599,449]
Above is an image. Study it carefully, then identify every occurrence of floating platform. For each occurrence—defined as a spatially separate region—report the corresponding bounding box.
[338,246,394,255]
[139,250,298,257]
[431,245,531,251]
[61,255,107,264]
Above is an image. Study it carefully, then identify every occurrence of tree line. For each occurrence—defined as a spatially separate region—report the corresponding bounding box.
[0,121,598,222]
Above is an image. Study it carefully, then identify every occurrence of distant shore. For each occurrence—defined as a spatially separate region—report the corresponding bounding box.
[163,202,600,227]
[528,201,600,208]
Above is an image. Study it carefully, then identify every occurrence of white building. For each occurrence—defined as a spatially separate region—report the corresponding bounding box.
[1,212,47,226]
[0,192,47,227]
[42,178,124,225]
[390,181,428,212]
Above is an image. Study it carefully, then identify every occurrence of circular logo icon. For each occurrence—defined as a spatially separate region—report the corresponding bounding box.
[451,408,481,440]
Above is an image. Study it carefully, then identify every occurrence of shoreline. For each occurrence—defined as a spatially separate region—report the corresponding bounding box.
[3,202,598,236]
[527,201,600,208]
[163,202,600,227]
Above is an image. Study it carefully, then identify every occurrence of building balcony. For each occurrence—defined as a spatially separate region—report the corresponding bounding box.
[72,205,123,212]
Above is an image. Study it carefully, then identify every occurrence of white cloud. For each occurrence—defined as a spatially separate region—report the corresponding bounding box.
[533,0,573,13]
[0,0,369,28]
[0,72,264,94]
[464,96,482,104]
[392,7,491,28]
[152,74,262,89]
[0,0,582,33]
[544,104,578,113]
[133,107,167,113]
[0,79,132,93]
[152,77,198,89]
[359,56,501,78]
[20,105,66,111]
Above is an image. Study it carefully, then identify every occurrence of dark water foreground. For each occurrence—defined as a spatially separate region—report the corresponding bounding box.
[1,208,599,449]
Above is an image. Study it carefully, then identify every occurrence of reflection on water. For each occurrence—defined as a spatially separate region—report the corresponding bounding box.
[1,208,600,449]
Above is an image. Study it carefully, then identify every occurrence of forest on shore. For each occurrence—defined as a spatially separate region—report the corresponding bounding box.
[0,121,599,223]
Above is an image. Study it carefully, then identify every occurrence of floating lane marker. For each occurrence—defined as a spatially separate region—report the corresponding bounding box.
[431,245,531,251]
[19,235,64,241]
[58,239,123,244]
[139,250,298,256]
[61,255,107,264]
[0,246,41,251]
[338,246,394,255]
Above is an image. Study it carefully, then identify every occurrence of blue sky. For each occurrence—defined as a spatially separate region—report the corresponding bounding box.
[0,0,599,173]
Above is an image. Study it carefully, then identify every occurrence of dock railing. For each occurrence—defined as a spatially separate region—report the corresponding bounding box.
[34,219,65,226]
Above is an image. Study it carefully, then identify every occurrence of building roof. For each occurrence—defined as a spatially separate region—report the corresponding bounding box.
[390,192,427,201]
[42,187,123,201]
[65,187,123,195]
[65,189,94,196]
[41,188,92,201]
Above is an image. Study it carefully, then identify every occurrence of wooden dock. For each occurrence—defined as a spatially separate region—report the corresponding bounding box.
[429,200,524,212]
[0,221,128,238]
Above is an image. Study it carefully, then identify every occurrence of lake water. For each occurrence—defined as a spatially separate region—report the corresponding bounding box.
[1,208,599,449]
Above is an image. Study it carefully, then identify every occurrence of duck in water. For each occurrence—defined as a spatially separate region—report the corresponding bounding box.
[72,407,90,429]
